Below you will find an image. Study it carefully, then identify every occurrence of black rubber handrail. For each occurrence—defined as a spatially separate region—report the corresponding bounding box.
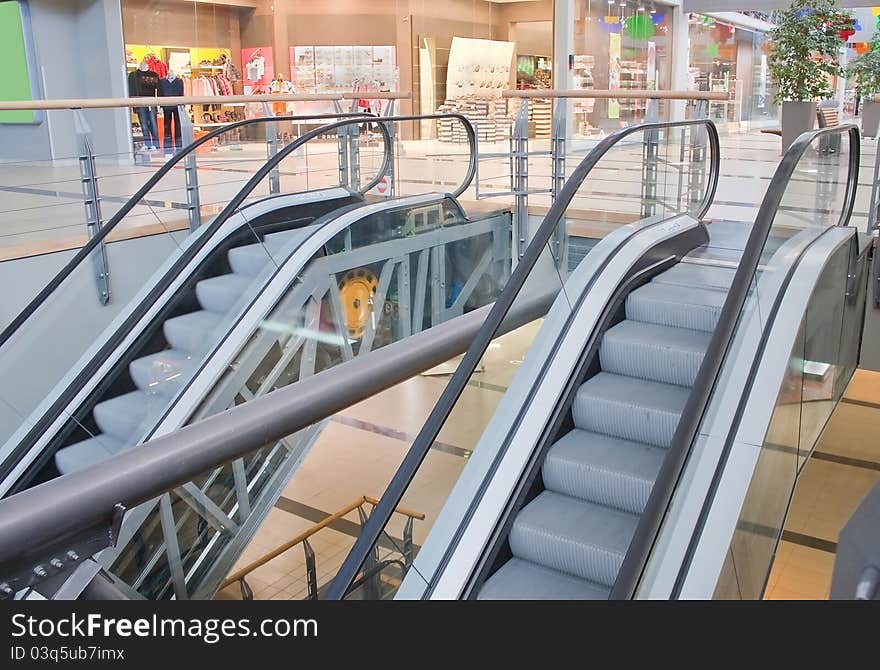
[610,123,860,600]
[325,118,721,600]
[0,112,375,352]
[0,114,475,486]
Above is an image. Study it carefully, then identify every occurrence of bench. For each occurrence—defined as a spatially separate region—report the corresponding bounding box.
[759,105,840,152]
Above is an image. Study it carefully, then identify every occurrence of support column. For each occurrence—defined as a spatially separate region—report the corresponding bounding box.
[670,5,690,122]
[552,0,575,137]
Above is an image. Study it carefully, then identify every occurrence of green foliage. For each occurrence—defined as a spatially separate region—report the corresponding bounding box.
[768,0,852,103]
[847,33,880,96]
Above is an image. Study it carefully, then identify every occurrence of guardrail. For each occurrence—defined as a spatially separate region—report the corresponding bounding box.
[0,92,411,111]
[220,496,424,601]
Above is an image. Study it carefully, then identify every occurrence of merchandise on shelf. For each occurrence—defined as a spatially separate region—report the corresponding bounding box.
[290,46,397,94]
[436,98,509,144]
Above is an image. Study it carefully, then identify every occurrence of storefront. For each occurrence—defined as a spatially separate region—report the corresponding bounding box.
[571,1,676,135]
[117,0,692,148]
[686,12,778,129]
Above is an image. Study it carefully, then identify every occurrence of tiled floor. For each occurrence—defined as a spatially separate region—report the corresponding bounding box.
[764,369,880,600]
[214,323,536,600]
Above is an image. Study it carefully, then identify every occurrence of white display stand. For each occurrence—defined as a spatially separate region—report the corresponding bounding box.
[445,37,514,99]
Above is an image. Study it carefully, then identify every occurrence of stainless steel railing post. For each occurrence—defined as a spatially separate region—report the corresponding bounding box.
[73,110,110,306]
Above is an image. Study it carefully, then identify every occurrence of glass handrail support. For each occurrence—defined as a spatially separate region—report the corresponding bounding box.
[0,114,476,490]
[0,113,385,467]
[326,119,721,600]
[632,125,861,600]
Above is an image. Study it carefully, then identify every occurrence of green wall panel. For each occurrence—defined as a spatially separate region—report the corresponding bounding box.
[0,1,37,124]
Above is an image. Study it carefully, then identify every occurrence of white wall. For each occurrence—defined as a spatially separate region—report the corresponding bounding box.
[0,0,130,161]
[0,230,187,439]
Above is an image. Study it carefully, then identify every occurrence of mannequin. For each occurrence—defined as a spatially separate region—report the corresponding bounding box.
[159,71,184,154]
[128,61,160,150]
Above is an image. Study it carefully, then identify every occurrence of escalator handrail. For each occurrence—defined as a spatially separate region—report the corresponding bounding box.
[0,114,474,487]
[325,118,721,600]
[0,114,393,484]
[609,123,860,600]
[0,112,377,353]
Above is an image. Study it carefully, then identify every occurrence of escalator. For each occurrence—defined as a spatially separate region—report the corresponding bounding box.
[326,120,869,601]
[0,114,514,600]
[478,258,730,599]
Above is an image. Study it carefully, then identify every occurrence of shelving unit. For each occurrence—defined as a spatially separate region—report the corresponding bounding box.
[436,98,508,144]
[572,54,596,136]
[618,60,648,118]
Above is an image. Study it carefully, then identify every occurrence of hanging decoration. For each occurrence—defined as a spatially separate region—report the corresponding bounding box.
[872,7,880,17]
[855,41,871,55]
[625,14,655,40]
[651,12,664,26]
[707,43,719,59]
[599,15,622,33]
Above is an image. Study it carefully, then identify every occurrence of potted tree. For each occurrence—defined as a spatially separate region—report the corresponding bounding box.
[847,36,880,137]
[769,0,853,150]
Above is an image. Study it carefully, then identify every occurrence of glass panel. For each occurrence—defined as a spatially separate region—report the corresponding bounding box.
[714,321,805,600]
[0,115,383,483]
[799,243,849,463]
[325,121,717,599]
[643,128,856,599]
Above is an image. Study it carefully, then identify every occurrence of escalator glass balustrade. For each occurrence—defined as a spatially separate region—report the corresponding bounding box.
[328,122,862,601]
[327,120,723,600]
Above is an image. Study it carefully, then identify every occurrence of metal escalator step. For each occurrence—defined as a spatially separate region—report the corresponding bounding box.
[650,262,735,291]
[625,282,725,333]
[478,558,609,600]
[163,310,224,354]
[54,435,127,475]
[572,372,690,449]
[263,226,318,248]
[542,430,666,515]
[129,349,196,394]
[600,320,711,387]
[195,274,252,314]
[509,491,638,587]
[228,242,279,277]
[92,390,163,442]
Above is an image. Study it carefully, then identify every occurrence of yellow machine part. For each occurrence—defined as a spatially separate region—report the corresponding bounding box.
[338,268,378,339]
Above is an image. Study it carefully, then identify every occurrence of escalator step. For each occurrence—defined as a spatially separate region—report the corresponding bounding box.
[195,274,252,314]
[509,490,638,587]
[93,390,159,442]
[129,349,196,394]
[626,282,725,333]
[228,242,279,277]
[478,558,609,600]
[651,262,735,292]
[163,310,224,354]
[54,435,126,475]
[572,372,689,449]
[600,320,711,387]
[542,430,665,515]
[263,226,318,248]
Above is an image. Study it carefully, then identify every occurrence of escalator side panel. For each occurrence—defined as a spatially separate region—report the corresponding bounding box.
[674,227,857,599]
